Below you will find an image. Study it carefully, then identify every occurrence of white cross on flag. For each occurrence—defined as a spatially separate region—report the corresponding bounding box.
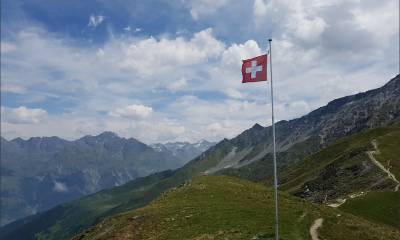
[241,54,267,83]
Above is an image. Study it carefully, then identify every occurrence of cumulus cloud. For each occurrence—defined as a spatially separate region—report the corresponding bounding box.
[119,120,186,143]
[121,28,225,77]
[167,77,188,91]
[221,40,262,67]
[88,14,105,28]
[1,106,47,124]
[253,0,267,18]
[1,83,26,93]
[253,0,327,45]
[187,0,231,20]
[224,88,245,99]
[109,104,153,119]
[1,42,17,53]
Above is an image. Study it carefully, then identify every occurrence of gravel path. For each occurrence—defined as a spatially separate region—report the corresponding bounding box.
[310,218,323,240]
[367,140,399,192]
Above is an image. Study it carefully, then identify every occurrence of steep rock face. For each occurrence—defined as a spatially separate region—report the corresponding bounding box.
[0,132,182,225]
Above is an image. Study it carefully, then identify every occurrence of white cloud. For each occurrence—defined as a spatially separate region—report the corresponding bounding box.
[96,48,105,57]
[2,106,47,124]
[53,181,68,193]
[123,26,141,32]
[88,14,105,28]
[221,40,262,67]
[121,28,224,77]
[164,95,268,141]
[350,0,399,45]
[109,104,153,119]
[188,0,231,20]
[167,77,187,91]
[117,120,186,143]
[224,88,245,99]
[254,0,327,44]
[1,83,26,93]
[1,42,17,53]
[287,13,327,43]
[253,0,267,18]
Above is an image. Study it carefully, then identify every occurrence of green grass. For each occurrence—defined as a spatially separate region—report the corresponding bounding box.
[375,130,400,179]
[74,176,400,240]
[339,191,400,229]
[279,124,400,198]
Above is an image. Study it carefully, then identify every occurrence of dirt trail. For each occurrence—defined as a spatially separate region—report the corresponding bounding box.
[328,139,399,208]
[327,198,346,208]
[310,218,323,240]
[367,140,400,192]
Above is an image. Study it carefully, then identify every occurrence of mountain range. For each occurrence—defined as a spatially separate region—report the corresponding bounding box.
[0,74,399,239]
[0,133,214,225]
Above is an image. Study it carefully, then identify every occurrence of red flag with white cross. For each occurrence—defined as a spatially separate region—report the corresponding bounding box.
[241,54,267,83]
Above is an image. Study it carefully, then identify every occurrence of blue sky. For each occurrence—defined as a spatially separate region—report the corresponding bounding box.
[1,0,399,143]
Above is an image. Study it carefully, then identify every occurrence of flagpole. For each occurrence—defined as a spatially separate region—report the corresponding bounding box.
[268,38,279,240]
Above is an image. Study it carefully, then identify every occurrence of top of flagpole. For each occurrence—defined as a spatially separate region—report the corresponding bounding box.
[269,38,272,42]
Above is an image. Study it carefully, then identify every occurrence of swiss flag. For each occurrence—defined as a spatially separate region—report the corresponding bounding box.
[242,54,267,83]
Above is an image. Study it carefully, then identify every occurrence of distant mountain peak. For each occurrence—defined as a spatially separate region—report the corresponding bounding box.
[97,131,119,138]
[150,140,216,164]
[79,131,121,142]
[11,137,24,142]
[197,139,212,145]
[251,123,264,130]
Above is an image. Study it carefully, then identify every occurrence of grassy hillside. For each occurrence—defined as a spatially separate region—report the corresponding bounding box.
[339,191,400,229]
[73,176,400,240]
[374,129,400,178]
[278,124,400,203]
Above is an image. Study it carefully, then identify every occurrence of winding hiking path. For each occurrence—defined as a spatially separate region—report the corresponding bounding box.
[367,140,400,192]
[310,218,323,240]
[328,139,399,208]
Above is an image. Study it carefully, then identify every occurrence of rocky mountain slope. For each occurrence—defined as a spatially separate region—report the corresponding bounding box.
[1,74,399,239]
[217,74,400,180]
[73,176,400,240]
[279,124,400,204]
[0,132,213,225]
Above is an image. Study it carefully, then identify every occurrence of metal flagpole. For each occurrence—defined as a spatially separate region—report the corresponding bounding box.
[268,38,279,240]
